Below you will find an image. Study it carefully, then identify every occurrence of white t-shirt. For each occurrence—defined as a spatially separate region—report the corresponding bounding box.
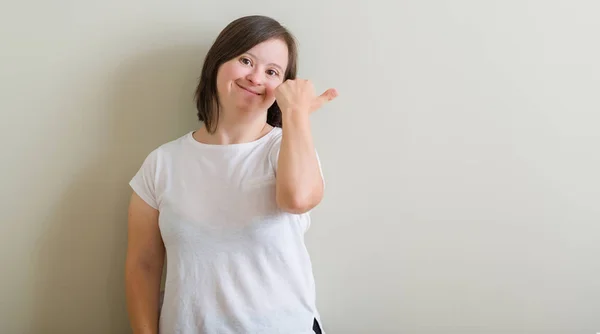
[129,127,325,334]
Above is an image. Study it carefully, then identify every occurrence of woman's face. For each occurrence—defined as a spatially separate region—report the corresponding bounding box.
[216,38,289,115]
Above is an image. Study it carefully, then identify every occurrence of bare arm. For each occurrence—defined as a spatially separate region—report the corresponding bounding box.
[125,192,165,334]
[276,111,324,214]
[274,79,337,214]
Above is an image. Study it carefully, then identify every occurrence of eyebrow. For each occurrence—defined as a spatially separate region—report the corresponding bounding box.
[246,52,284,72]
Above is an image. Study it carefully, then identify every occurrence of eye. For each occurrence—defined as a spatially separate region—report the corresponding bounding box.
[239,57,252,66]
[266,69,279,77]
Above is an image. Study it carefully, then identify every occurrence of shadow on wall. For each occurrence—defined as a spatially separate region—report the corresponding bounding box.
[30,38,209,333]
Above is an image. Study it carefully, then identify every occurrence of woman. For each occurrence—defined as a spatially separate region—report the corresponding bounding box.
[125,15,337,334]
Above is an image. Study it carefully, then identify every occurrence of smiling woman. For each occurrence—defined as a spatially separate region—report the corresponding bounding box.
[124,15,336,334]
[194,15,299,135]
[215,38,290,117]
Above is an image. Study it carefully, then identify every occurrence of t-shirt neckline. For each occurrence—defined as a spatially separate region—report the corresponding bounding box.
[186,127,279,150]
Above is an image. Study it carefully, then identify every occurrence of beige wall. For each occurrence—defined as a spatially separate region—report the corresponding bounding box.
[2,0,599,333]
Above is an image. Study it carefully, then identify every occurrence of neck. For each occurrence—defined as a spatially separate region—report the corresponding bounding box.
[193,109,272,145]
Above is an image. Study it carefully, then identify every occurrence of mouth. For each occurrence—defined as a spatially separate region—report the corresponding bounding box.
[236,83,261,96]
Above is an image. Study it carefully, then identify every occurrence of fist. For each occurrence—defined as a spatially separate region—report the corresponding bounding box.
[274,79,337,114]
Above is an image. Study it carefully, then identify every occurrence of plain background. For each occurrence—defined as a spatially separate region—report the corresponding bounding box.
[1,0,599,333]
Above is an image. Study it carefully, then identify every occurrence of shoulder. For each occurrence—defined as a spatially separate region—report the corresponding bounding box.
[137,131,192,167]
[265,127,283,163]
[265,127,282,150]
[154,131,192,154]
[158,131,192,153]
[266,126,282,143]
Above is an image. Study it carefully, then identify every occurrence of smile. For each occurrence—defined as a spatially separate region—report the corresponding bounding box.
[236,83,261,96]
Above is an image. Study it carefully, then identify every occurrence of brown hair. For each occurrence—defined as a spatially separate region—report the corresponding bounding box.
[194,15,298,133]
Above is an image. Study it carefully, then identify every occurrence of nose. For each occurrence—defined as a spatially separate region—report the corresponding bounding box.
[245,69,263,85]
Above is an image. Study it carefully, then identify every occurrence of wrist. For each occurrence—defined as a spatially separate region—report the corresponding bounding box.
[281,103,310,114]
[282,107,310,122]
[282,112,311,130]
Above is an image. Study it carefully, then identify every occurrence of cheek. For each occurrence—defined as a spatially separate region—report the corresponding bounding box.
[216,63,241,84]
[215,68,229,92]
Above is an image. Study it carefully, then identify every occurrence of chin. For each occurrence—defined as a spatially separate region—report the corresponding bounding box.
[234,103,264,114]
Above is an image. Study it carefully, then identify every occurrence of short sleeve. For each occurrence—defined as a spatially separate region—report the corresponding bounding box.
[129,149,159,209]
